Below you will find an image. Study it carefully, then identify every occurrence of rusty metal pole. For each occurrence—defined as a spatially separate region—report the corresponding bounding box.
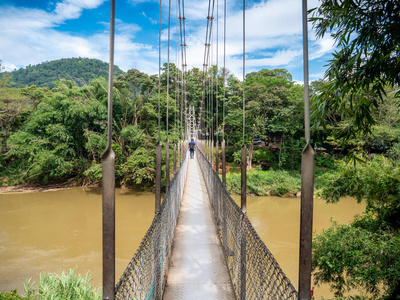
[154,141,162,298]
[173,144,177,174]
[298,0,315,299]
[166,139,170,191]
[102,0,115,298]
[240,1,247,298]
[216,139,219,175]
[154,0,162,296]
[240,144,247,300]
[222,139,226,186]
[241,145,247,214]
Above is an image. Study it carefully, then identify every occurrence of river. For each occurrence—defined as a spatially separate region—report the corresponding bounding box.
[0,188,364,298]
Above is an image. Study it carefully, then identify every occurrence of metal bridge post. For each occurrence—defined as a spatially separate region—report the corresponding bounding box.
[173,144,177,175]
[102,0,115,298]
[221,139,226,186]
[240,144,247,300]
[178,142,181,167]
[166,139,170,191]
[216,138,219,176]
[154,141,162,299]
[155,141,162,213]
[299,0,315,299]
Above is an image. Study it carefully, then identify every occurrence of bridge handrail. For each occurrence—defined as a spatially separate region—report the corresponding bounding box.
[197,146,298,300]
[115,151,189,299]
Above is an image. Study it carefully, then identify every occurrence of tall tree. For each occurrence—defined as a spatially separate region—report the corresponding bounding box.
[310,0,400,141]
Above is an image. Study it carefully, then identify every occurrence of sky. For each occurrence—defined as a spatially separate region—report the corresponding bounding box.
[0,0,335,83]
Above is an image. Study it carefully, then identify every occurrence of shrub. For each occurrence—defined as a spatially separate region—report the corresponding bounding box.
[24,269,101,300]
[0,290,29,300]
[226,169,301,196]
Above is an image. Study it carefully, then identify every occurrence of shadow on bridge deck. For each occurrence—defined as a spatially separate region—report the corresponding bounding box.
[163,154,235,300]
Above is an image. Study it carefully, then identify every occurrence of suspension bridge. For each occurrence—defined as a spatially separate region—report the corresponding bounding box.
[101,0,314,299]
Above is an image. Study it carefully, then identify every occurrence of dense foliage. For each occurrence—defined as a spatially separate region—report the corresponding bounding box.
[0,64,310,188]
[309,2,400,298]
[310,0,400,142]
[5,58,124,89]
[313,156,400,299]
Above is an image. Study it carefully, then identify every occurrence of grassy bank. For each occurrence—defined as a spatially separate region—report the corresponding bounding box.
[225,166,331,197]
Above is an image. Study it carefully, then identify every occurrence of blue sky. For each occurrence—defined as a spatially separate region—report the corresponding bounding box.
[0,0,334,83]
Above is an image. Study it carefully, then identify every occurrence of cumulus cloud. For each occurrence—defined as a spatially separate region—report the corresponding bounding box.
[0,0,156,74]
[0,0,331,81]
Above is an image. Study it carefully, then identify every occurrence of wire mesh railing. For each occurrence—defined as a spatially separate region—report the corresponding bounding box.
[197,143,298,300]
[115,151,188,300]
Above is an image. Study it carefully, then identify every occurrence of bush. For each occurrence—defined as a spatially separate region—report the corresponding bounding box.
[0,290,29,300]
[24,269,101,300]
[313,155,400,299]
[226,169,301,196]
[313,222,400,299]
[225,147,235,163]
[315,153,336,169]
[252,149,275,169]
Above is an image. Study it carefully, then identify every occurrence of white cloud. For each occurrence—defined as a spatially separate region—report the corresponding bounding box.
[127,0,157,5]
[310,36,335,60]
[0,2,155,74]
[0,0,330,82]
[54,0,106,21]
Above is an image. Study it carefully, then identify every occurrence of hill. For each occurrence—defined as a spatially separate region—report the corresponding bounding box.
[8,57,125,89]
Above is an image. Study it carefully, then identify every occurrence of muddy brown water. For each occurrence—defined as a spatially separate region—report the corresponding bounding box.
[0,188,364,298]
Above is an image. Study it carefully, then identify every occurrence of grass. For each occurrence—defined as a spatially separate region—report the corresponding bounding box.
[22,269,101,300]
[226,168,302,196]
[225,166,333,197]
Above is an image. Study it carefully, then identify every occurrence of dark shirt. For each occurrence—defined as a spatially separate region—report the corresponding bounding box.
[189,141,195,151]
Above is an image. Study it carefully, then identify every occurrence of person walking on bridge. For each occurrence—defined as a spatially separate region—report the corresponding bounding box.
[189,138,195,159]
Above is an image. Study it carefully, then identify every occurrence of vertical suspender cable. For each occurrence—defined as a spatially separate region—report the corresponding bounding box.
[298,0,315,298]
[240,1,247,299]
[154,1,163,297]
[215,0,219,175]
[211,26,214,168]
[165,0,171,190]
[178,0,183,161]
[221,0,226,186]
[174,0,178,174]
[155,0,162,214]
[102,0,115,298]
[241,0,247,214]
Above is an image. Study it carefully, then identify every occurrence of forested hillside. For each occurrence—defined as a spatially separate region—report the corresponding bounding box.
[7,58,124,89]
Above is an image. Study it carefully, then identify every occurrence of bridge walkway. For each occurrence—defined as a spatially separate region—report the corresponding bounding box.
[163,154,235,299]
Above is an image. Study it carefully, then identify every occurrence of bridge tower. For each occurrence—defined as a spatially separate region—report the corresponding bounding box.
[186,105,196,139]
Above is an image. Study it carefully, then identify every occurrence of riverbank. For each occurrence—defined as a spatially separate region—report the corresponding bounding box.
[225,167,330,197]
[0,184,75,194]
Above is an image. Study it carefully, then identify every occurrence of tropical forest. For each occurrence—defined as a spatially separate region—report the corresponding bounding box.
[1,1,400,299]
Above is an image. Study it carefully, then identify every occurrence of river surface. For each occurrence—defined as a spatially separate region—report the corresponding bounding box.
[0,188,364,298]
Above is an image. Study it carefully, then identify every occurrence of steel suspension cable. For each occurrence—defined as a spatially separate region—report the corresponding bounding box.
[216,0,219,174]
[223,0,226,139]
[240,2,247,298]
[165,0,172,190]
[178,0,184,142]
[242,0,245,144]
[154,1,163,296]
[158,0,162,143]
[167,0,171,138]
[221,0,226,185]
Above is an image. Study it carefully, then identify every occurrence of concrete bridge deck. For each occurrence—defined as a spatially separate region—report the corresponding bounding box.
[163,154,235,300]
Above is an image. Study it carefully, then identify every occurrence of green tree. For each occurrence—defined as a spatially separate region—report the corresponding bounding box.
[313,156,400,299]
[310,0,400,141]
